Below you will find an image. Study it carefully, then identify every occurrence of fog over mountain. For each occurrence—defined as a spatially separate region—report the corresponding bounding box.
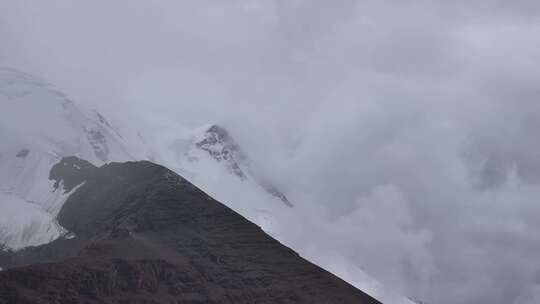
[0,68,406,304]
[2,1,540,304]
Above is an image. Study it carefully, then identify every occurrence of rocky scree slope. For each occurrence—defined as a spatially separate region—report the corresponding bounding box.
[0,157,380,304]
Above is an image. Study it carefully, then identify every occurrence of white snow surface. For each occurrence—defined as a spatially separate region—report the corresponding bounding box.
[0,68,413,303]
[0,183,82,250]
[0,68,137,250]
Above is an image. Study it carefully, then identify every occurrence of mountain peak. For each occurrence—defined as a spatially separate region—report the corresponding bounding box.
[195,124,247,179]
[193,124,292,207]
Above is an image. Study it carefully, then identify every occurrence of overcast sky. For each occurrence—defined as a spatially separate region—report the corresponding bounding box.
[2,1,540,303]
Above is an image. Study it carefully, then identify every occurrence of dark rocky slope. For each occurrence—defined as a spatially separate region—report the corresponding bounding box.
[0,157,380,304]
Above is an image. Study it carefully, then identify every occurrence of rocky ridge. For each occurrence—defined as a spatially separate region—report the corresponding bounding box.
[0,157,380,304]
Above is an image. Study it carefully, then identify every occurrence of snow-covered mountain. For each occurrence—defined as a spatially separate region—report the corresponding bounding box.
[0,68,136,250]
[134,122,295,240]
[147,123,292,206]
[193,125,292,207]
[129,126,416,304]
[0,68,291,250]
[0,68,415,304]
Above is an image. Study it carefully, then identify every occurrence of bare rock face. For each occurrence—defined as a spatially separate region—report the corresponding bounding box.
[0,157,379,304]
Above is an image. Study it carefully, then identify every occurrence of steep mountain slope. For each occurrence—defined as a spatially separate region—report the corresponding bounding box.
[0,157,380,304]
[193,125,292,207]
[0,68,136,249]
[140,123,297,242]
[146,126,417,304]
[0,68,292,251]
[145,123,291,204]
[0,69,414,303]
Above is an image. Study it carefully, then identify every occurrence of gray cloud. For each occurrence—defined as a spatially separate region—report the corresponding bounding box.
[2,1,540,303]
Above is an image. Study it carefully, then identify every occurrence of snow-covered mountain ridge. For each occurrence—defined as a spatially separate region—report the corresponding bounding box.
[0,68,136,250]
[0,68,415,304]
[0,68,291,250]
[192,124,292,207]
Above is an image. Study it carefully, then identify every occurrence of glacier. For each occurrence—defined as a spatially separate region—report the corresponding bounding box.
[0,68,136,250]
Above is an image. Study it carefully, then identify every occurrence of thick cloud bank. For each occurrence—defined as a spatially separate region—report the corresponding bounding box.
[2,1,540,303]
